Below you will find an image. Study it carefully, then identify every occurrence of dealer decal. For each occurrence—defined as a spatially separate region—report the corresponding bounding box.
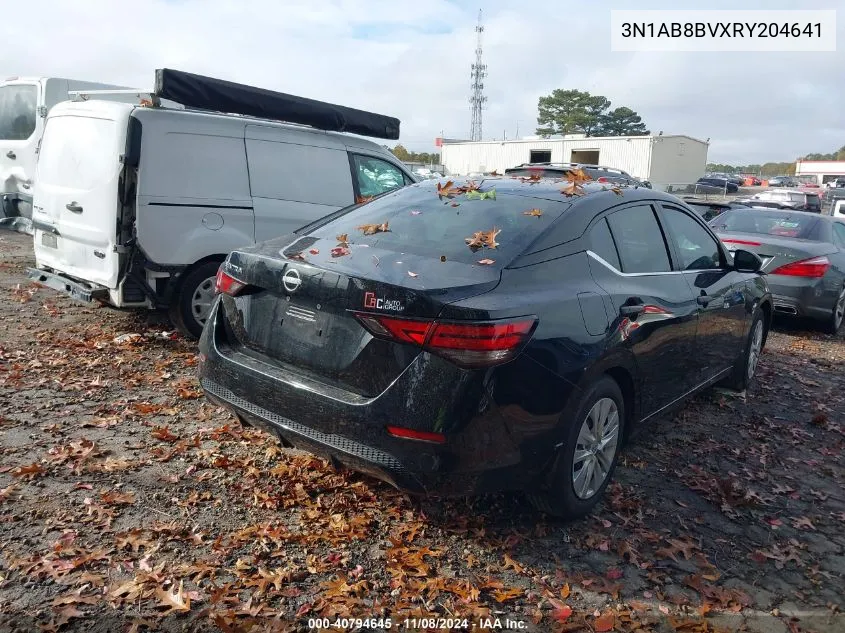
[363,291,405,312]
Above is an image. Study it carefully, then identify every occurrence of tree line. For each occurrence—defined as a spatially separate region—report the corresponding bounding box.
[387,145,440,165]
[708,145,845,177]
[536,89,649,137]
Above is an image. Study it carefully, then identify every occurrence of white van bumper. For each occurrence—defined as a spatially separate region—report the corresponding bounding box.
[26,267,110,303]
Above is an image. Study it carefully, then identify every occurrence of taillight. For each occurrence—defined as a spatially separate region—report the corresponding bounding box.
[770,256,830,278]
[722,238,762,246]
[353,313,538,368]
[214,267,245,295]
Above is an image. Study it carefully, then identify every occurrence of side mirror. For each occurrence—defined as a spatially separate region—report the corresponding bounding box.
[732,248,763,273]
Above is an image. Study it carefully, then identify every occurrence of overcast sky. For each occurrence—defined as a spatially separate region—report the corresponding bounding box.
[2,0,842,165]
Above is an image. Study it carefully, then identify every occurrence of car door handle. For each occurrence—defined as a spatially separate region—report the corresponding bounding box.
[620,304,645,317]
[697,294,718,306]
[65,202,83,213]
[6,150,15,159]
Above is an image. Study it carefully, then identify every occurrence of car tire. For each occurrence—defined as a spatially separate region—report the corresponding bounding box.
[722,308,765,391]
[527,376,625,519]
[168,260,222,340]
[826,286,845,335]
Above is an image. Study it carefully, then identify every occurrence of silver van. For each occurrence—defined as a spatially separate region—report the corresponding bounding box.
[28,69,414,338]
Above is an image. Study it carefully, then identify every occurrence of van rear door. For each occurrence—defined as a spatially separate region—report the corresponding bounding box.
[32,101,131,289]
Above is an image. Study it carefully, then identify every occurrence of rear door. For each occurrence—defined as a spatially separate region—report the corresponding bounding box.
[587,203,699,416]
[0,81,41,206]
[31,105,127,288]
[657,204,748,382]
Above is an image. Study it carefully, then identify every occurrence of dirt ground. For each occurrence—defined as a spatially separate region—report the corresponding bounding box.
[0,229,843,633]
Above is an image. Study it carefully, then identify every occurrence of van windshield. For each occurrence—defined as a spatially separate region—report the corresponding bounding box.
[0,84,37,141]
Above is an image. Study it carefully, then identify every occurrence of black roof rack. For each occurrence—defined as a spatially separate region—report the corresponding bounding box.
[153,68,400,140]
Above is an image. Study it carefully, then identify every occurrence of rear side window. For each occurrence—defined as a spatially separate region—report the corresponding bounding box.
[606,205,671,273]
[807,195,821,211]
[588,218,621,270]
[307,182,570,266]
[0,84,37,141]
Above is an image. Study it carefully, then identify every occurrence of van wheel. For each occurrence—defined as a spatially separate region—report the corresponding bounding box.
[169,261,222,340]
[527,376,625,519]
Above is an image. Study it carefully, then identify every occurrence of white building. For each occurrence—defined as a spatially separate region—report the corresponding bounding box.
[795,160,845,185]
[440,133,709,190]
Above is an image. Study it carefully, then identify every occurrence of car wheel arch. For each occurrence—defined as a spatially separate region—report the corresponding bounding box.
[572,350,639,439]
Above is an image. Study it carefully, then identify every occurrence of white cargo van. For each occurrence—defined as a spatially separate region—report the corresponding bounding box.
[0,76,134,226]
[28,69,414,339]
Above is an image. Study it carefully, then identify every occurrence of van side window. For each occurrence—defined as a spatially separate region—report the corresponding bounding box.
[0,85,37,141]
[351,155,407,198]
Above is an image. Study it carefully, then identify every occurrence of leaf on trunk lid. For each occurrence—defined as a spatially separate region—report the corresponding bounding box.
[336,233,349,245]
[356,196,374,204]
[356,222,389,235]
[520,173,543,183]
[523,208,543,217]
[331,246,350,258]
[465,189,496,200]
[561,181,586,197]
[437,180,460,199]
[308,248,319,255]
[477,258,495,265]
[288,252,306,261]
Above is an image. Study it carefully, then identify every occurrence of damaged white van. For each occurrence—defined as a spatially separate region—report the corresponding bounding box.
[28,69,413,338]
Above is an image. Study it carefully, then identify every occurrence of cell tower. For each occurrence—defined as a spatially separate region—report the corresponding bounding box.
[469,9,487,141]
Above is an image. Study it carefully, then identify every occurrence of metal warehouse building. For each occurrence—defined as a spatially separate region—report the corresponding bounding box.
[440,133,709,190]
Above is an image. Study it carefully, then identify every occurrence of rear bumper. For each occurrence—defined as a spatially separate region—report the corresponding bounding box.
[197,300,547,497]
[26,267,109,303]
[767,275,836,321]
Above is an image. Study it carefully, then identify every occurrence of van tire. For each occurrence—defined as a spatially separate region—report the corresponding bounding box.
[169,261,222,340]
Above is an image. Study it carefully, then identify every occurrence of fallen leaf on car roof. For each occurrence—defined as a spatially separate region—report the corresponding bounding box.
[357,222,389,235]
[478,258,495,265]
[561,181,585,197]
[565,168,592,184]
[288,252,306,261]
[523,208,543,217]
[520,173,542,183]
[331,246,350,258]
[308,248,319,255]
[336,233,349,245]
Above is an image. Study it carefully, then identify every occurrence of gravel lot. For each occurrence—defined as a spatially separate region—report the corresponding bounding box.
[0,229,843,633]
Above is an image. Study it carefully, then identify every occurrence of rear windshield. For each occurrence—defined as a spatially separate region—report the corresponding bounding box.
[709,210,820,239]
[305,181,570,265]
[0,84,37,141]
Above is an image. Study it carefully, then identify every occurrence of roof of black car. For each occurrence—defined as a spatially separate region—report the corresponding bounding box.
[420,176,668,203]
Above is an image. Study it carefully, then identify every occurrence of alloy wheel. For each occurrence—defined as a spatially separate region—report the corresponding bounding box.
[747,320,764,381]
[572,397,620,500]
[190,276,217,327]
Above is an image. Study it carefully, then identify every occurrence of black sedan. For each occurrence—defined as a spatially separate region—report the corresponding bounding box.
[198,178,772,518]
[710,208,845,332]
